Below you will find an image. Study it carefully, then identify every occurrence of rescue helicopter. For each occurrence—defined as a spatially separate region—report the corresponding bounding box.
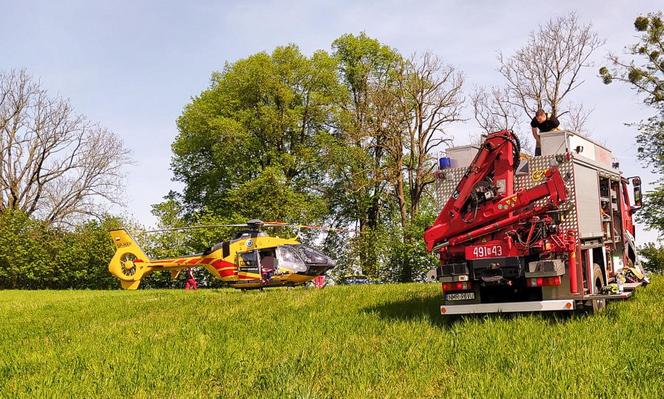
[108,219,337,290]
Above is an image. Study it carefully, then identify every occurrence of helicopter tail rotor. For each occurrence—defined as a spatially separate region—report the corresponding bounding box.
[108,229,153,289]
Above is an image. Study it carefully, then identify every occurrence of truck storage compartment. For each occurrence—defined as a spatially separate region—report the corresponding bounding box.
[436,261,469,280]
[525,259,565,278]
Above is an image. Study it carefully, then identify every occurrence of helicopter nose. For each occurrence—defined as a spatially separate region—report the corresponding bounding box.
[305,257,336,275]
[283,244,336,275]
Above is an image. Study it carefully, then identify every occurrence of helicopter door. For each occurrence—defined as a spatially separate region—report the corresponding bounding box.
[259,249,277,281]
[237,251,261,280]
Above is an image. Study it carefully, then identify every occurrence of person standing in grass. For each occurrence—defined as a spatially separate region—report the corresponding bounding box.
[313,275,325,288]
[185,269,198,290]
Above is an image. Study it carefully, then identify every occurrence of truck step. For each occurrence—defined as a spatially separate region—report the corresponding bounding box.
[584,292,633,300]
[622,282,642,291]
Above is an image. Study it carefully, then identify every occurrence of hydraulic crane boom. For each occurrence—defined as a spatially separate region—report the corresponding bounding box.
[424,130,568,251]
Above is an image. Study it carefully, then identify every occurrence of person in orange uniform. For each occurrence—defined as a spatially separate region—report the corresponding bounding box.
[185,269,198,290]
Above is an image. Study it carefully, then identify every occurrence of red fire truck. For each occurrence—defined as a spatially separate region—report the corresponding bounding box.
[424,129,647,315]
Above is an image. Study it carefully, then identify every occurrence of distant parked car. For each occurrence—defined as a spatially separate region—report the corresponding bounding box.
[425,268,438,282]
[338,275,377,285]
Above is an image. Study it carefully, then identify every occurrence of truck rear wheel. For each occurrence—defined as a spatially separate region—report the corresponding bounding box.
[591,263,606,313]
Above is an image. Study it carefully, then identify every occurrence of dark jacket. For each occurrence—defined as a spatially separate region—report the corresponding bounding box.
[531,115,560,133]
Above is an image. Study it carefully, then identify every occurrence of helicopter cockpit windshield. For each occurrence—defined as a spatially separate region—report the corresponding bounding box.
[275,245,336,274]
[275,246,307,273]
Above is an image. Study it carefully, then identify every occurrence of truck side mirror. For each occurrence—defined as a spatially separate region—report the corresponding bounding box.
[631,176,642,210]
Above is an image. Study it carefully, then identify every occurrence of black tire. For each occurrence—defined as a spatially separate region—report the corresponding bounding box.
[591,263,606,313]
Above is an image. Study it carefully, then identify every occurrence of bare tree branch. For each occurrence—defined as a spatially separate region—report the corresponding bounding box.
[498,13,603,128]
[565,102,593,134]
[471,86,533,151]
[0,69,131,225]
[377,53,464,228]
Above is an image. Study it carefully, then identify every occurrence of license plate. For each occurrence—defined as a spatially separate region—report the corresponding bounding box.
[466,242,505,260]
[446,292,475,301]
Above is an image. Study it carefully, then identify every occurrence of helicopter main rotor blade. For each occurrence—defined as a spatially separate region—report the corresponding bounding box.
[137,220,349,234]
[262,222,349,232]
[140,224,248,234]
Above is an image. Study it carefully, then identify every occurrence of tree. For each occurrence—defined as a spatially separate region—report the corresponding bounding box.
[470,85,532,150]
[318,33,400,278]
[498,13,603,127]
[0,209,121,289]
[386,52,463,230]
[170,45,340,223]
[471,86,518,133]
[600,12,664,104]
[0,70,130,225]
[386,200,440,282]
[164,35,463,281]
[600,12,664,233]
[164,35,462,281]
[639,242,664,272]
[634,118,664,232]
[329,33,402,232]
[326,47,463,281]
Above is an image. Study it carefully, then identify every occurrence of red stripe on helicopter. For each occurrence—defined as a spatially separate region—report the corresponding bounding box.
[211,260,238,278]
[218,268,234,277]
[210,259,235,269]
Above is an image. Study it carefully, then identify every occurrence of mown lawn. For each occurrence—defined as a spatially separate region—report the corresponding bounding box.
[1,276,663,398]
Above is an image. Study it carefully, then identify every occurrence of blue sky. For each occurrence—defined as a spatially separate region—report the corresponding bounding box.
[1,0,662,242]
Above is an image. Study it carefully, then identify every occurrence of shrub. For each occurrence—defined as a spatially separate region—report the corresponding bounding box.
[640,242,664,273]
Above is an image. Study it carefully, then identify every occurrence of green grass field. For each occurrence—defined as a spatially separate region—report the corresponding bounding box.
[1,277,663,398]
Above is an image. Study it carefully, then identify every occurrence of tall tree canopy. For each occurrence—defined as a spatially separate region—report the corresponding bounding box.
[163,34,453,280]
[171,44,341,223]
[327,32,402,232]
[600,12,664,234]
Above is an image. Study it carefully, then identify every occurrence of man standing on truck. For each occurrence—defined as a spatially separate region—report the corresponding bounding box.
[531,109,560,156]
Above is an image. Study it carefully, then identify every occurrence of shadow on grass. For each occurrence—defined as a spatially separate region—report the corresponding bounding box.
[365,293,592,329]
[364,294,459,329]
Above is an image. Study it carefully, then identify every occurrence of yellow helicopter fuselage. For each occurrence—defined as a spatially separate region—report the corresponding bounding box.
[108,229,334,290]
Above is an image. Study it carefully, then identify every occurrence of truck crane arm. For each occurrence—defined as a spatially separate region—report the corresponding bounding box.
[424,130,568,252]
